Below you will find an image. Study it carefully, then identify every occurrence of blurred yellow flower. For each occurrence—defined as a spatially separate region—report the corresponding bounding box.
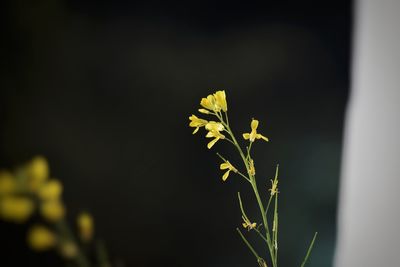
[0,196,34,223]
[242,216,257,231]
[213,90,227,112]
[26,156,49,191]
[205,121,225,149]
[59,241,78,259]
[77,212,94,242]
[40,200,65,222]
[189,115,208,134]
[0,171,16,195]
[243,119,269,142]
[220,161,237,181]
[27,225,56,251]
[38,180,63,201]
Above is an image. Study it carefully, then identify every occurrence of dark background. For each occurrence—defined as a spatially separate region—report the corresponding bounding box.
[1,0,351,266]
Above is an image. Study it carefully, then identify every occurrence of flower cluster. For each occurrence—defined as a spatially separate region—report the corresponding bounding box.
[0,156,99,266]
[188,90,317,267]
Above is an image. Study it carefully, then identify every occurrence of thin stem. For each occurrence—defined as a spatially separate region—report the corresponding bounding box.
[56,220,90,267]
[236,228,260,260]
[300,232,318,267]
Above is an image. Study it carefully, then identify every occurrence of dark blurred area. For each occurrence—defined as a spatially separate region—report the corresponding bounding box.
[1,0,351,266]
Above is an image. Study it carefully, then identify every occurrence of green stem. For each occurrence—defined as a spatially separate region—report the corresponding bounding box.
[300,232,318,267]
[236,228,260,260]
[221,113,276,267]
[56,220,91,267]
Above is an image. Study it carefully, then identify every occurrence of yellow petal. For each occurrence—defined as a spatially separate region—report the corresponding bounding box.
[192,127,199,134]
[242,133,250,140]
[257,134,269,142]
[207,137,219,149]
[198,108,211,114]
[222,170,230,181]
[205,121,224,132]
[251,119,259,130]
[220,162,230,170]
[213,90,227,112]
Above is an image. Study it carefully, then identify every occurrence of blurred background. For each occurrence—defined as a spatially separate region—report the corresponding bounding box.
[1,0,351,266]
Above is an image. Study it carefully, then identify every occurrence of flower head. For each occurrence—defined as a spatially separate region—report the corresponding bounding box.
[40,200,65,222]
[189,115,208,134]
[0,196,34,223]
[205,121,225,149]
[243,119,269,142]
[200,90,228,113]
[242,216,257,231]
[27,225,56,251]
[0,171,16,195]
[26,156,49,191]
[38,180,63,201]
[220,161,237,181]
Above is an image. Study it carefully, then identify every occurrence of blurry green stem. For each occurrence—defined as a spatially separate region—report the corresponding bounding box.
[56,220,90,267]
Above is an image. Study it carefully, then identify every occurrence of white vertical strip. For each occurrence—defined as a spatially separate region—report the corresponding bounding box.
[335,1,400,266]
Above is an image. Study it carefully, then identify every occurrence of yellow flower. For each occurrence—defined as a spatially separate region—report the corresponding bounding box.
[40,200,65,222]
[26,156,49,191]
[249,159,256,176]
[77,212,94,242]
[0,196,34,223]
[242,216,257,231]
[269,179,279,196]
[38,180,63,201]
[0,171,16,195]
[205,121,225,149]
[220,161,237,181]
[27,225,56,251]
[200,94,218,111]
[189,115,208,134]
[213,90,227,112]
[200,90,228,113]
[243,119,269,142]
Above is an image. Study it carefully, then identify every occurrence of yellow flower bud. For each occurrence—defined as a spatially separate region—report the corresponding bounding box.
[27,225,56,251]
[26,156,49,191]
[77,212,94,242]
[0,170,16,195]
[40,200,65,222]
[38,180,63,201]
[0,196,34,223]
